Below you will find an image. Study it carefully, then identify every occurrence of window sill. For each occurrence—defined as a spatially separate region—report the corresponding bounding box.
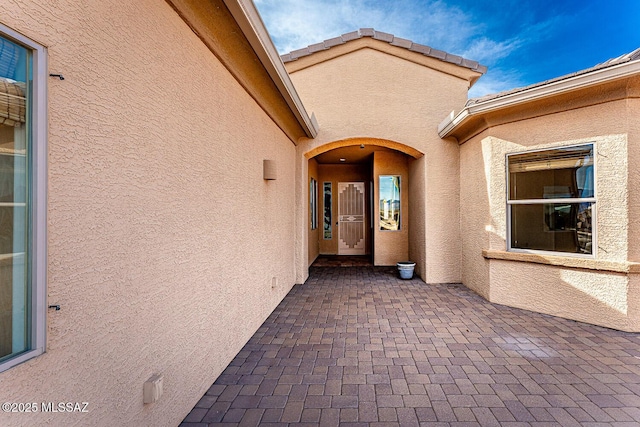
[0,348,44,373]
[482,249,640,274]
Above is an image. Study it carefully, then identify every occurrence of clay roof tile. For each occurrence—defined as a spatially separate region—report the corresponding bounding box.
[281,28,486,74]
[465,46,640,106]
[372,30,394,43]
[323,36,344,49]
[390,36,413,49]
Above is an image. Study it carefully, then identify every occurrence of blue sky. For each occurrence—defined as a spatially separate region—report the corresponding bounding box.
[254,0,640,97]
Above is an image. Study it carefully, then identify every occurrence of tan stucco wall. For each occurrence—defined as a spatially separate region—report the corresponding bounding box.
[317,164,371,255]
[166,0,309,142]
[289,44,470,281]
[424,139,461,282]
[490,261,633,328]
[628,89,640,263]
[626,80,640,330]
[373,151,409,265]
[408,156,427,278]
[459,97,640,330]
[308,158,320,265]
[459,139,491,297]
[0,2,297,426]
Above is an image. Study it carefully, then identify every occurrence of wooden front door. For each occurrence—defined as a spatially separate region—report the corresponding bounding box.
[338,182,366,255]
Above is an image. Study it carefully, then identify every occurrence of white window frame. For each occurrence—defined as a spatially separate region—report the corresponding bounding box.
[506,143,596,258]
[0,24,47,373]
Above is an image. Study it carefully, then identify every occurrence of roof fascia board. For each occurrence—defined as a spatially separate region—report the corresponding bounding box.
[223,0,318,138]
[439,59,640,139]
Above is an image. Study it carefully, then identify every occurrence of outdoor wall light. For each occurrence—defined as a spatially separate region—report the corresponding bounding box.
[263,159,276,180]
[143,374,163,404]
[339,158,346,162]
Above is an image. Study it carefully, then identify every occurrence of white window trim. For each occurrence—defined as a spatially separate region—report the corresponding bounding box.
[506,142,596,259]
[0,23,47,373]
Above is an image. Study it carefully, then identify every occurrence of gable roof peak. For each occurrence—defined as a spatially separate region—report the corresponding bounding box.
[281,28,487,74]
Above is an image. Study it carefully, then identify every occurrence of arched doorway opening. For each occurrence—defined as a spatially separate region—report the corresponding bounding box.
[306,138,423,267]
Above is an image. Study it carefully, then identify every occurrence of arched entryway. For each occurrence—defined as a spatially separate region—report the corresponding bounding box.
[305,138,423,269]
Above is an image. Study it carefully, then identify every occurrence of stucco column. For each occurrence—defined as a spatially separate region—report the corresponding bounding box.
[408,155,428,280]
[294,144,310,284]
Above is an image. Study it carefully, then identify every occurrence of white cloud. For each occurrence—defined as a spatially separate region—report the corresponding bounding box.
[254,0,565,98]
[255,0,376,53]
[460,37,523,66]
[254,0,478,55]
[468,68,526,98]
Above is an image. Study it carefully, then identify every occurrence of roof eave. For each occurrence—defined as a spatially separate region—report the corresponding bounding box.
[223,0,318,139]
[438,59,640,140]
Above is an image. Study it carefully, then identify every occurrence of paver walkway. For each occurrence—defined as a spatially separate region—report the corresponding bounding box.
[181,263,640,426]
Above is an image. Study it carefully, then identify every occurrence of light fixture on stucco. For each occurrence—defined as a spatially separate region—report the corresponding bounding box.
[263,159,276,180]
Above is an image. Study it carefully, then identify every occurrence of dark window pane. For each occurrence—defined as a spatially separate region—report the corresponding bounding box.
[0,151,26,203]
[511,203,592,254]
[508,145,594,200]
[510,165,594,200]
[0,205,26,254]
[310,178,317,230]
[323,182,331,239]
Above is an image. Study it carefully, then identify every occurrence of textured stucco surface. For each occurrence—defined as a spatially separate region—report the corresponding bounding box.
[166,0,309,143]
[424,139,461,281]
[0,1,297,426]
[408,156,427,278]
[459,97,639,331]
[308,158,319,265]
[289,44,470,282]
[629,274,640,331]
[490,262,631,329]
[373,151,409,265]
[459,139,491,298]
[628,92,640,263]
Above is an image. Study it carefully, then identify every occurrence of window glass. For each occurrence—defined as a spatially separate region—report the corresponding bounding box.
[508,145,594,255]
[511,203,592,253]
[379,175,400,231]
[509,146,594,200]
[0,35,31,363]
[310,178,317,230]
[323,182,331,239]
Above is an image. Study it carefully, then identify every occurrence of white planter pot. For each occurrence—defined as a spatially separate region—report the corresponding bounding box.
[396,261,416,279]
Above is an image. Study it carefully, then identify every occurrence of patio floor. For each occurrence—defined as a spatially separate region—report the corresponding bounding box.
[181,262,640,426]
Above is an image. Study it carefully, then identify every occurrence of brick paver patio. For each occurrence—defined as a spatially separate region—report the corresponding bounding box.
[181,262,640,426]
